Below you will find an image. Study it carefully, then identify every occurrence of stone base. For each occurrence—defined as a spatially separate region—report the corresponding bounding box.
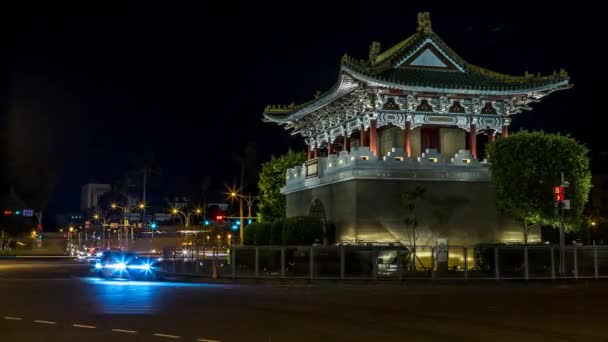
[286,178,535,246]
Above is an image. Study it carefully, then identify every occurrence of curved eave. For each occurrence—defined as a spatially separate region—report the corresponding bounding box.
[342,65,570,96]
[263,73,359,123]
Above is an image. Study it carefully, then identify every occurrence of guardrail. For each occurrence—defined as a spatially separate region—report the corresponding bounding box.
[160,245,608,281]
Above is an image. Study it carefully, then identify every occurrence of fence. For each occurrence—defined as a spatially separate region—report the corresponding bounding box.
[160,245,608,281]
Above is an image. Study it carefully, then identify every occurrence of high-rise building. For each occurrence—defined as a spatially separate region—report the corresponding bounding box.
[80,183,112,211]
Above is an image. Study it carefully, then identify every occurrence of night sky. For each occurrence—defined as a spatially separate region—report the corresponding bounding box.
[4,2,603,221]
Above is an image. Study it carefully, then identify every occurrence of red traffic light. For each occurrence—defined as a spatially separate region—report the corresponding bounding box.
[3,209,12,215]
[38,224,43,231]
[215,215,224,222]
[554,186,565,202]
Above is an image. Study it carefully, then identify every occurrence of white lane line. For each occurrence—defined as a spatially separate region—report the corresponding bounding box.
[153,333,181,339]
[73,324,96,329]
[3,316,22,320]
[34,320,56,325]
[196,339,222,342]
[112,329,137,334]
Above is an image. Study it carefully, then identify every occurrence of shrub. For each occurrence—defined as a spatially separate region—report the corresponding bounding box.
[282,216,323,245]
[269,221,283,245]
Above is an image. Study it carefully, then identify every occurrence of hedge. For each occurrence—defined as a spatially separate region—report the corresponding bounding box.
[244,216,324,246]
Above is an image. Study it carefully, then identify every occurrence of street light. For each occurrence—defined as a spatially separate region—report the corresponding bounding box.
[227,186,258,246]
[170,207,203,227]
[110,202,146,243]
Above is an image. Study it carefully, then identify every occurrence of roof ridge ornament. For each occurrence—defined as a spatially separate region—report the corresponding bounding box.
[369,41,381,64]
[417,12,432,33]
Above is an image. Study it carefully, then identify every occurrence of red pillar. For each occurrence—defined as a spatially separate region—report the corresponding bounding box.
[360,125,367,147]
[502,125,509,138]
[343,135,349,152]
[314,144,318,158]
[370,120,378,156]
[470,123,477,159]
[487,131,495,143]
[307,146,312,160]
[404,120,411,157]
[327,141,333,156]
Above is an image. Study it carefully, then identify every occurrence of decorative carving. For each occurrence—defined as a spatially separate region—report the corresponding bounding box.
[481,101,497,114]
[417,12,432,33]
[377,112,405,129]
[406,94,421,112]
[369,41,381,63]
[449,101,465,113]
[416,99,433,112]
[438,96,451,114]
[469,98,483,115]
[382,97,400,110]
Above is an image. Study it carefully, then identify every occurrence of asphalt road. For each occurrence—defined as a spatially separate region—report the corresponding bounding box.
[1,259,608,341]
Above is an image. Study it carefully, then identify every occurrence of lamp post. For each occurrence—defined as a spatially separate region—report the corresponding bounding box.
[93,213,110,249]
[110,202,145,244]
[228,189,258,246]
[170,208,203,228]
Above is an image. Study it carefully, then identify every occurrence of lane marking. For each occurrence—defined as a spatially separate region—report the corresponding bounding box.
[73,324,96,329]
[3,316,22,320]
[197,339,222,342]
[112,329,137,334]
[34,320,56,325]
[153,333,181,339]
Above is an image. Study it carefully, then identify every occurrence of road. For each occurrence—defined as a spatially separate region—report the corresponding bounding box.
[1,259,607,341]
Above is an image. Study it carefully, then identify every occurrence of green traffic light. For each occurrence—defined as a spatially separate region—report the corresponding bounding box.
[15,210,21,215]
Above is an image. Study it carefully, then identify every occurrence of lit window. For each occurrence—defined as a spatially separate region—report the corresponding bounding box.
[339,159,343,164]
[361,156,369,160]
[328,163,332,167]
[394,157,404,161]
[462,159,471,164]
[429,157,438,163]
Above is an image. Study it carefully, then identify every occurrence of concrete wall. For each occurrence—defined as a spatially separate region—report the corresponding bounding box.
[286,179,530,246]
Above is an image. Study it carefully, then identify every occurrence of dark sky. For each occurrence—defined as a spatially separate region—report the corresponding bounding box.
[4,1,603,218]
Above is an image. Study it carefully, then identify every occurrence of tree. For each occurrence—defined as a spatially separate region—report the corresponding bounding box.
[402,186,426,270]
[486,131,591,243]
[257,149,306,222]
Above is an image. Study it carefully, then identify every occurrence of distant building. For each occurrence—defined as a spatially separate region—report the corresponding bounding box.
[56,212,85,228]
[80,183,112,211]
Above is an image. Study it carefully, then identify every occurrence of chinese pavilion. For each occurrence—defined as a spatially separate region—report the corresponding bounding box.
[263,13,570,246]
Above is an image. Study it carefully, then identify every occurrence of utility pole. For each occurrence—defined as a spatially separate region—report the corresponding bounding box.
[559,171,566,276]
[143,168,147,232]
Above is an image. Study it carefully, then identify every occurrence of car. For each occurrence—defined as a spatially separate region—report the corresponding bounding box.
[94,251,161,280]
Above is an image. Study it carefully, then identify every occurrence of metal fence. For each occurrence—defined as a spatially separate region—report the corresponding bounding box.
[160,245,608,281]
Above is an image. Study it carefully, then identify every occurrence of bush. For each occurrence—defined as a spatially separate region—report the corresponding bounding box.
[282,216,323,245]
[269,221,283,245]
[244,222,273,245]
[244,224,256,245]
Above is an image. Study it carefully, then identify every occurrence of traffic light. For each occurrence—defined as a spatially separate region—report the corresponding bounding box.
[204,220,210,226]
[215,215,224,223]
[231,224,238,231]
[150,222,158,229]
[37,224,43,231]
[247,219,252,224]
[15,210,21,215]
[554,185,564,202]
